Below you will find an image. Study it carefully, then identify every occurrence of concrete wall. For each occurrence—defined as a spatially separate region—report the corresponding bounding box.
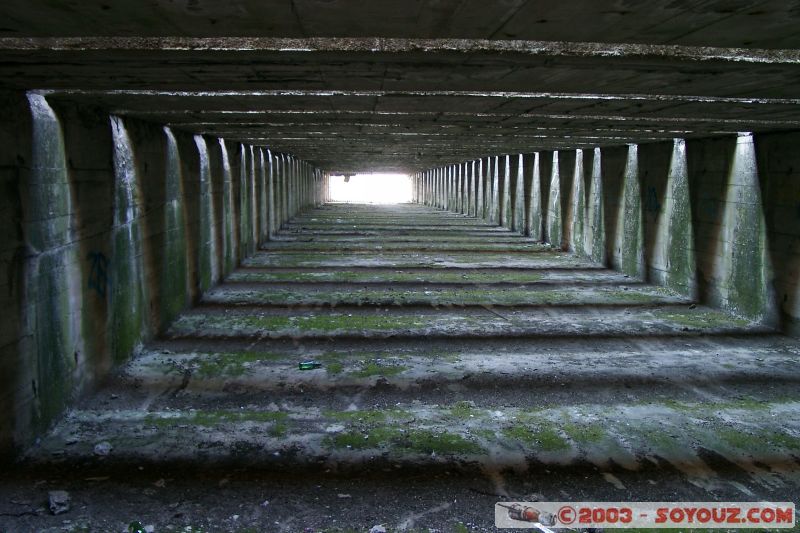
[414,130,800,334]
[0,91,323,458]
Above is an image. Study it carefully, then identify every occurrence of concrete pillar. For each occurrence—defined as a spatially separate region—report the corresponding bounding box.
[693,134,772,320]
[273,154,281,226]
[620,145,644,277]
[434,168,440,208]
[547,151,562,247]
[431,170,435,207]
[279,154,287,226]
[282,155,289,225]
[513,154,525,233]
[663,139,695,296]
[587,148,605,263]
[440,167,445,209]
[248,145,257,254]
[491,156,500,224]
[460,163,466,214]
[569,149,587,256]
[501,154,511,228]
[266,150,275,237]
[477,158,485,220]
[454,165,459,212]
[469,161,476,217]
[257,148,268,242]
[445,166,450,210]
[462,162,469,214]
[526,153,542,240]
[447,165,453,211]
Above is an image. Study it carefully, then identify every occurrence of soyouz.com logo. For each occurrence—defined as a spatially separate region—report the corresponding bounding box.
[495,502,796,529]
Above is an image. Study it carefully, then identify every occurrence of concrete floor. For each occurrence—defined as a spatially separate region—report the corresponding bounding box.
[2,203,800,532]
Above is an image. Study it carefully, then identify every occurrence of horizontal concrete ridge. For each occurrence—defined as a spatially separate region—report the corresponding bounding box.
[4,37,800,63]
[3,0,800,50]
[4,32,798,172]
[3,21,800,173]
[10,204,800,531]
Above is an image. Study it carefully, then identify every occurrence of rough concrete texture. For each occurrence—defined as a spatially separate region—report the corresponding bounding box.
[0,92,323,458]
[4,1,800,52]
[416,132,800,333]
[5,203,800,532]
[3,4,800,531]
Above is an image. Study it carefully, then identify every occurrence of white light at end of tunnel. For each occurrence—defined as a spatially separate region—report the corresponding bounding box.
[329,173,412,204]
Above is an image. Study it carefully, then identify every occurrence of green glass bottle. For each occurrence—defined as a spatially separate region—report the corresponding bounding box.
[298,361,322,370]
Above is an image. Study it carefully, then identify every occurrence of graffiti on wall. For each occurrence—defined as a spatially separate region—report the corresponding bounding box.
[88,251,109,297]
[645,186,661,214]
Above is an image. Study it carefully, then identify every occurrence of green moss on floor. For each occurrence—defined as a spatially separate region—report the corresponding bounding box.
[230,270,546,284]
[654,309,749,329]
[323,409,413,424]
[660,397,772,414]
[350,361,408,378]
[325,361,344,375]
[194,351,282,378]
[212,285,681,307]
[717,428,800,452]
[448,401,484,420]
[501,425,570,452]
[400,429,484,455]
[637,428,687,455]
[175,313,435,334]
[325,426,403,450]
[563,422,606,444]
[325,425,483,455]
[145,410,288,437]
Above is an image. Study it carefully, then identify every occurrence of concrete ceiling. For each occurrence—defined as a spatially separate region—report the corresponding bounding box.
[2,1,800,173]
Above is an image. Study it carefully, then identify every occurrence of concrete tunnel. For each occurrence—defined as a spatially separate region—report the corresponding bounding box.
[1,2,800,531]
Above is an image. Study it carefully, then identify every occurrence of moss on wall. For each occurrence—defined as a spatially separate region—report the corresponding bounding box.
[621,145,644,278]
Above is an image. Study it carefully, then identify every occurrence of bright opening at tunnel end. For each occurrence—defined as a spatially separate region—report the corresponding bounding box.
[328,173,412,204]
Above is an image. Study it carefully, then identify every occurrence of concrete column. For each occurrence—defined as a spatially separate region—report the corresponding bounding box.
[281,154,289,226]
[452,165,456,212]
[569,149,586,255]
[468,161,476,216]
[526,153,542,240]
[547,151,562,247]
[663,139,695,295]
[249,145,258,253]
[490,156,500,224]
[620,145,644,277]
[476,158,485,220]
[220,140,237,273]
[435,168,440,208]
[273,154,281,225]
[447,166,453,211]
[455,163,464,213]
[266,149,275,238]
[290,157,296,217]
[434,169,439,208]
[513,154,524,233]
[587,148,605,263]
[438,167,443,209]
[501,154,511,228]
[462,162,469,214]
[444,166,449,210]
[431,170,435,207]
[455,164,461,213]
[455,165,459,212]
[257,148,267,242]
[460,163,466,214]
